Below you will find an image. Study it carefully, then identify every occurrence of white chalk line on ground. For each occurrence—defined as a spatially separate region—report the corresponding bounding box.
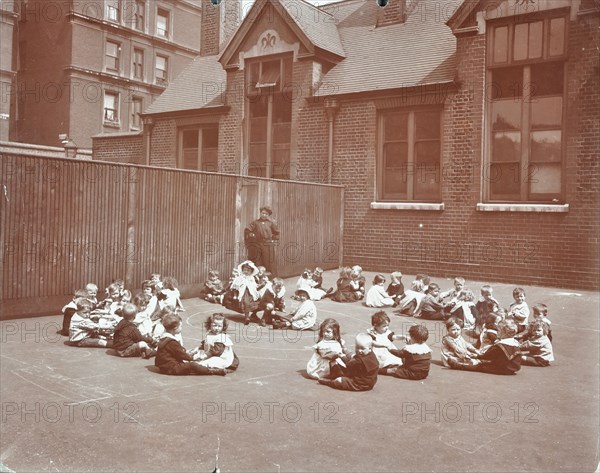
[438,431,511,454]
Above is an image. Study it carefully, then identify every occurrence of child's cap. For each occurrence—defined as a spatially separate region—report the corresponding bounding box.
[295,289,309,298]
[260,206,273,215]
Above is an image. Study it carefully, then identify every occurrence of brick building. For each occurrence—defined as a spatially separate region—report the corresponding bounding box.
[12,0,220,149]
[94,0,600,289]
[0,0,18,141]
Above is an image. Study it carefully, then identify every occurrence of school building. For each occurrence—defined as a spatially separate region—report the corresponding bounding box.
[93,0,600,290]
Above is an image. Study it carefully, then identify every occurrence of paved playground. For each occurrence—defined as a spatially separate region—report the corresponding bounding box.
[1,271,598,473]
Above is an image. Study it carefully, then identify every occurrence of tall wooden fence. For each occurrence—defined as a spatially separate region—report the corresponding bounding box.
[0,154,343,318]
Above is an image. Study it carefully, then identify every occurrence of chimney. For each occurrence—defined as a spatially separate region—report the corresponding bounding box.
[376,0,406,28]
[201,0,241,56]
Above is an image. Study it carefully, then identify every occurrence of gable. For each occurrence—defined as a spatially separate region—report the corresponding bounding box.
[220,0,345,69]
[448,0,585,33]
[224,4,309,69]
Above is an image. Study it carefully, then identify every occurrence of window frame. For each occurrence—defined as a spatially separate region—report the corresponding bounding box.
[105,1,121,23]
[132,47,144,81]
[484,11,568,204]
[105,40,121,74]
[178,126,220,172]
[156,7,171,40]
[103,90,120,127]
[376,107,443,203]
[130,97,143,131]
[134,0,146,32]
[155,54,169,86]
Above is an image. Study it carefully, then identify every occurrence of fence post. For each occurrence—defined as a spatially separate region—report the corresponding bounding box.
[125,166,137,290]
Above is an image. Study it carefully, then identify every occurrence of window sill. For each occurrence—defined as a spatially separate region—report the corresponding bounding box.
[476,203,569,213]
[103,121,121,130]
[370,202,444,211]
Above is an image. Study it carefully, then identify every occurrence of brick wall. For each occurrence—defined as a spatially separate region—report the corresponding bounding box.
[149,119,177,168]
[93,133,143,164]
[292,15,600,290]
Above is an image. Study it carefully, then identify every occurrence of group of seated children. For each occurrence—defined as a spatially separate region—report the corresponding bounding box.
[307,314,432,392]
[200,260,318,330]
[61,274,239,377]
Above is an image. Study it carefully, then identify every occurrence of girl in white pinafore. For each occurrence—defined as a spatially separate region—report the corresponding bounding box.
[366,311,405,369]
[307,319,349,379]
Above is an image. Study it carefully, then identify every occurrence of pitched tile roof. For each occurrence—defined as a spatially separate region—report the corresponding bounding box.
[144,55,226,115]
[147,0,464,115]
[315,0,464,96]
[280,0,345,58]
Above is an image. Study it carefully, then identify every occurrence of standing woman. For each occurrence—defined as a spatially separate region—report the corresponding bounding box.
[244,206,280,275]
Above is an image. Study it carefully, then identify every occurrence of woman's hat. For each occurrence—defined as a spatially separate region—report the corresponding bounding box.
[260,206,273,215]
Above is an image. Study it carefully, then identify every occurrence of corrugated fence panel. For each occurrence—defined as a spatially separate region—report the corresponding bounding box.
[0,155,342,318]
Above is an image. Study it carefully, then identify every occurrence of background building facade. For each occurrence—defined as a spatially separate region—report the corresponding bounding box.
[12,0,207,149]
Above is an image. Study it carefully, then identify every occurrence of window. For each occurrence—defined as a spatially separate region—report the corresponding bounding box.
[179,127,219,172]
[131,97,143,131]
[487,14,567,203]
[134,0,145,31]
[155,55,168,85]
[377,109,442,202]
[103,91,119,125]
[105,1,120,23]
[246,56,293,179]
[156,8,169,38]
[105,41,121,74]
[133,48,144,80]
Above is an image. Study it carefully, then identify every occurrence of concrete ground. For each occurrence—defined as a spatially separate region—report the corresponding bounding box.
[1,271,598,473]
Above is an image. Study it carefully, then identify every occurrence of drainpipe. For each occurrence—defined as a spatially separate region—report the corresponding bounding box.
[142,117,154,165]
[324,98,339,184]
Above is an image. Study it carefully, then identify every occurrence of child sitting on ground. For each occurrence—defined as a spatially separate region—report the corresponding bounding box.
[479,310,504,352]
[229,261,260,325]
[69,298,112,348]
[306,318,350,380]
[415,274,431,290]
[447,319,522,375]
[475,285,500,331]
[366,311,405,371]
[440,277,465,315]
[296,268,327,301]
[381,324,431,380]
[154,313,226,376]
[151,306,183,344]
[60,288,88,336]
[365,274,395,308]
[199,270,226,304]
[387,271,405,306]
[327,267,355,302]
[448,289,478,330]
[509,287,530,335]
[191,313,237,371]
[441,317,480,367]
[349,265,366,300]
[277,289,318,330]
[112,303,156,358]
[419,283,447,320]
[530,303,552,341]
[317,333,379,391]
[131,292,154,337]
[159,276,184,312]
[395,280,425,317]
[519,319,554,367]
[312,267,325,290]
[255,277,286,326]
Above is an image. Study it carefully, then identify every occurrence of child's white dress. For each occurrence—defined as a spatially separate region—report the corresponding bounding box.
[306,339,345,379]
[291,300,318,330]
[367,328,404,368]
[296,276,327,301]
[197,333,235,369]
[365,285,394,307]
